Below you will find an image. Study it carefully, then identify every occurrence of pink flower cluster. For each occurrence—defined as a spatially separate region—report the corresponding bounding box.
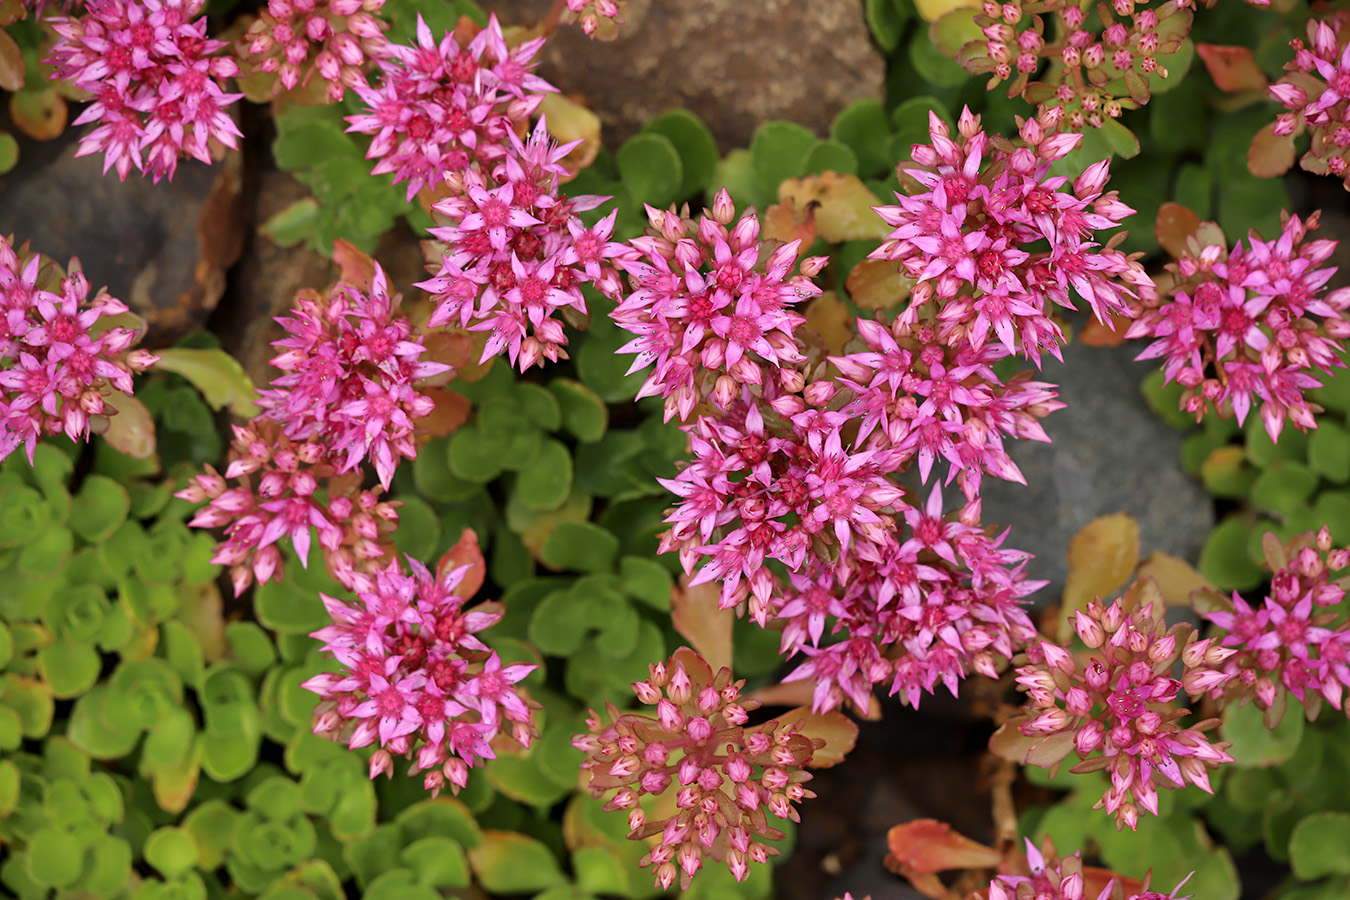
[47,0,243,182]
[178,263,446,594]
[1124,211,1350,442]
[418,121,627,370]
[257,263,451,489]
[1269,13,1350,184]
[873,108,1147,366]
[177,419,401,595]
[612,190,825,422]
[563,0,626,40]
[1,237,156,463]
[968,0,1192,131]
[1202,527,1350,723]
[302,556,536,796]
[1015,595,1234,831]
[572,650,819,891]
[986,841,1192,900]
[240,0,390,102]
[346,14,553,200]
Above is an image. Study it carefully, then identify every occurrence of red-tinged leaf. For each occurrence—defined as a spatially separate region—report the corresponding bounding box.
[1155,202,1201,260]
[1025,731,1077,768]
[762,202,817,261]
[884,819,1000,874]
[1248,122,1296,178]
[670,579,733,674]
[1197,44,1269,93]
[668,645,716,687]
[101,392,158,460]
[437,528,486,599]
[0,28,24,92]
[777,172,889,242]
[1078,314,1127,347]
[775,707,858,767]
[419,388,472,438]
[422,330,492,383]
[332,240,377,291]
[1124,69,1149,105]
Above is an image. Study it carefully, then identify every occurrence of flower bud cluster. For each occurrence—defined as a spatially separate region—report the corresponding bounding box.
[1123,211,1350,442]
[176,418,401,595]
[1202,527,1350,723]
[302,556,537,796]
[987,839,1193,900]
[240,0,391,102]
[572,650,820,892]
[0,236,157,463]
[1269,13,1350,185]
[417,120,628,371]
[47,0,243,182]
[346,14,554,200]
[1015,592,1234,831]
[611,188,827,422]
[564,0,626,40]
[964,0,1192,132]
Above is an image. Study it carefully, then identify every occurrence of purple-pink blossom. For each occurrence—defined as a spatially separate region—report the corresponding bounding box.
[47,0,243,182]
[1269,12,1350,184]
[241,0,391,102]
[303,555,536,794]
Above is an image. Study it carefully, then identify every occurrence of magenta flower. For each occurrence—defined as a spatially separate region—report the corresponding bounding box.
[303,555,537,794]
[1269,13,1350,183]
[0,237,156,463]
[872,108,1148,367]
[241,0,390,102]
[987,840,1194,900]
[612,189,826,421]
[417,120,628,371]
[48,0,243,182]
[564,0,626,39]
[1202,527,1350,721]
[1014,595,1234,831]
[346,14,551,199]
[258,263,452,489]
[1124,211,1350,441]
[573,649,819,891]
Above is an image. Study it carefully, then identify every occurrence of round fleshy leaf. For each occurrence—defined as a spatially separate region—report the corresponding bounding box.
[71,475,131,544]
[145,827,200,878]
[1290,812,1350,880]
[84,835,133,897]
[514,382,562,432]
[1223,698,1303,767]
[200,667,262,782]
[617,132,683,209]
[254,580,330,636]
[1250,461,1319,517]
[515,438,573,512]
[390,496,440,560]
[38,640,102,699]
[831,98,892,178]
[45,584,110,644]
[182,800,239,871]
[467,831,568,894]
[400,837,469,888]
[642,109,718,200]
[0,485,50,548]
[66,687,140,759]
[0,132,17,175]
[540,521,618,574]
[26,828,85,887]
[1199,518,1265,592]
[0,705,21,752]
[803,139,858,175]
[549,379,607,443]
[18,524,73,577]
[750,120,816,195]
[0,621,12,669]
[447,425,508,483]
[485,753,570,808]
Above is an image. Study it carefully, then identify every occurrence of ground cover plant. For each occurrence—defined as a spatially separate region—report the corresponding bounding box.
[5,1,1350,900]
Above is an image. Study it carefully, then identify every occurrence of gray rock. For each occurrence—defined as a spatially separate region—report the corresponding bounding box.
[476,0,886,151]
[978,329,1215,606]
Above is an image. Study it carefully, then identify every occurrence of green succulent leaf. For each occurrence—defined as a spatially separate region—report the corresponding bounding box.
[540,521,619,573]
[26,828,86,887]
[864,0,910,50]
[467,831,568,894]
[447,425,508,483]
[831,98,893,178]
[1290,812,1350,880]
[1199,517,1265,592]
[642,109,718,200]
[550,378,608,443]
[515,438,573,512]
[200,667,262,782]
[38,639,102,699]
[145,827,200,879]
[71,475,131,544]
[18,524,73,578]
[1223,699,1304,767]
[1309,420,1350,483]
[151,349,261,418]
[0,485,50,548]
[617,133,683,209]
[750,120,816,196]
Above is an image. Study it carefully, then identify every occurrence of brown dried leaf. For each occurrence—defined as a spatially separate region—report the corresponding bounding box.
[437,528,487,600]
[1197,44,1269,93]
[1248,122,1297,178]
[885,820,1000,874]
[1154,202,1201,260]
[1135,551,1216,607]
[803,290,854,356]
[846,258,913,310]
[1078,314,1127,347]
[777,172,889,243]
[1059,513,1139,642]
[0,27,24,92]
[671,578,733,674]
[538,92,601,178]
[762,200,817,258]
[9,88,66,141]
[775,707,859,767]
